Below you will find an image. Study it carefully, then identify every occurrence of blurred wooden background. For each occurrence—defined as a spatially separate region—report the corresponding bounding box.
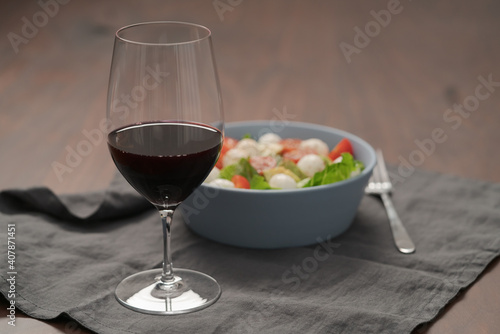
[1,0,499,333]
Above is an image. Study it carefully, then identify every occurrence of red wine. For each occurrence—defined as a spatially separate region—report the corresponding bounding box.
[108,121,222,208]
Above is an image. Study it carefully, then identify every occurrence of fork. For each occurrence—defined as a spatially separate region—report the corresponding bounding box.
[365,149,416,254]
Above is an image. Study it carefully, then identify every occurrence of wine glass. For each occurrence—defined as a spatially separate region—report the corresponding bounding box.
[106,21,224,314]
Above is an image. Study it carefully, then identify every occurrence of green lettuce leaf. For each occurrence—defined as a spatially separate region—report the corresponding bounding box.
[219,158,258,182]
[219,158,273,189]
[303,153,364,187]
[250,175,272,189]
[219,163,238,180]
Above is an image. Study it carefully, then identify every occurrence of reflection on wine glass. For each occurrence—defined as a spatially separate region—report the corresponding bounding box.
[106,21,224,315]
[126,271,207,313]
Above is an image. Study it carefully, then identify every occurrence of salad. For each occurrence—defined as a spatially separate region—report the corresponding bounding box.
[204,133,364,190]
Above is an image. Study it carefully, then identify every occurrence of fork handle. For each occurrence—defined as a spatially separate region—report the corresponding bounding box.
[380,193,416,254]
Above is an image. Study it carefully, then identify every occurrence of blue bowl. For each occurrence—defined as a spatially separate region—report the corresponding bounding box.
[181,121,376,249]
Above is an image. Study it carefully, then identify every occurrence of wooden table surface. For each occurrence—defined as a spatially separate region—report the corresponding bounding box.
[1,0,499,333]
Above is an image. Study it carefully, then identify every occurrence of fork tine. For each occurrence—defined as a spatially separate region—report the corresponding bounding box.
[375,149,390,183]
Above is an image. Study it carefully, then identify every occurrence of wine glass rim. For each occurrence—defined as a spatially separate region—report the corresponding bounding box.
[115,21,212,46]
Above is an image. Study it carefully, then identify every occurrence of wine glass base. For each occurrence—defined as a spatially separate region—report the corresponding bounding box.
[115,268,221,315]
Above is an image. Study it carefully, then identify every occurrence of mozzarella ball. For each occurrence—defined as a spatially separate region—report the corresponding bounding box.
[204,167,220,183]
[235,138,260,157]
[208,178,235,188]
[299,138,329,156]
[269,173,297,189]
[297,154,326,177]
[258,133,282,145]
[222,148,250,167]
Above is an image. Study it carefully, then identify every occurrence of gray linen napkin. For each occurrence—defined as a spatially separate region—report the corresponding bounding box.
[1,168,499,334]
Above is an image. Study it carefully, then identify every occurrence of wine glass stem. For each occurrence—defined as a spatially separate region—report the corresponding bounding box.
[159,209,175,283]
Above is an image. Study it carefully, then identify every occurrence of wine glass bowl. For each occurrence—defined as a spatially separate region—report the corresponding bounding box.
[106,21,223,314]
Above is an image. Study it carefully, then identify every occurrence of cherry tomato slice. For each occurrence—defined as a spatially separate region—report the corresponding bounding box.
[328,138,354,161]
[231,175,250,189]
[249,156,277,174]
[279,138,302,154]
